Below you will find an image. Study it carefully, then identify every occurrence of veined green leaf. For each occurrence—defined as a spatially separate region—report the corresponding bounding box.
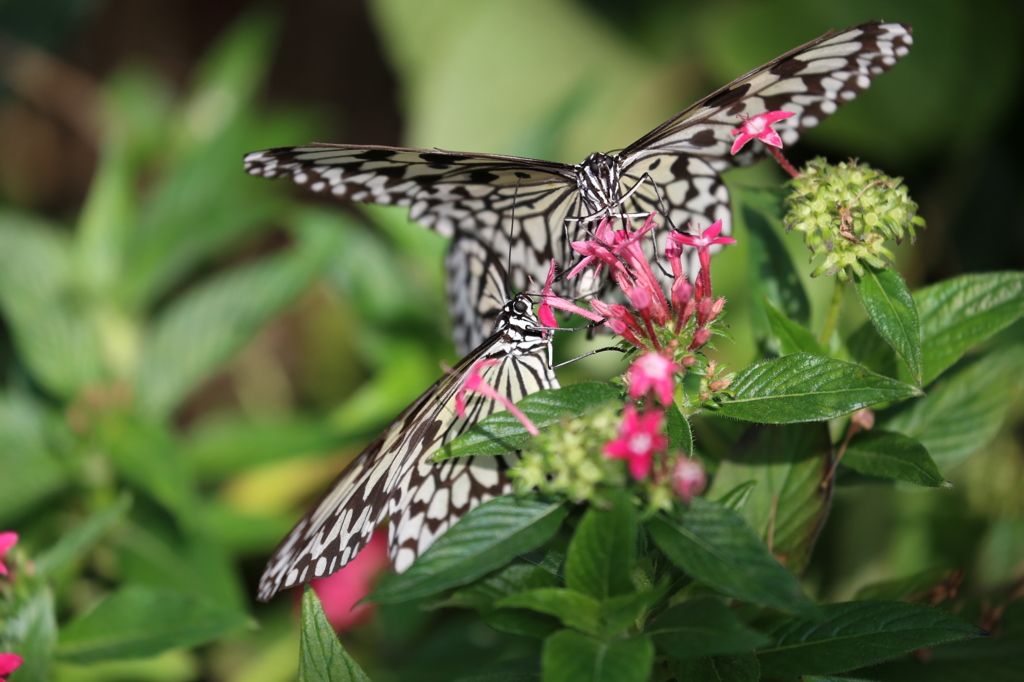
[842,430,948,488]
[542,630,653,682]
[298,587,373,682]
[856,267,922,384]
[565,490,636,600]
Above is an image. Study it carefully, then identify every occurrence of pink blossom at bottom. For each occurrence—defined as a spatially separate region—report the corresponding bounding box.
[671,458,707,503]
[308,530,389,632]
[0,653,23,678]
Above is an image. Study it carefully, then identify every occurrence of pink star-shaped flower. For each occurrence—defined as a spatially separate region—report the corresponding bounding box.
[456,359,538,436]
[730,110,795,155]
[626,353,681,405]
[603,406,667,480]
[0,532,17,578]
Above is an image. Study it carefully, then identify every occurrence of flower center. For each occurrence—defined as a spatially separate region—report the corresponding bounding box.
[629,433,652,454]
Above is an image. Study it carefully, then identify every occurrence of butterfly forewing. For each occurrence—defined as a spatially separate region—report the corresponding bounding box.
[245,21,912,349]
[256,257,558,602]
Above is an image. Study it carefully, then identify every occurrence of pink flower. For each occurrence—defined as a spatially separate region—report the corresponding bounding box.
[730,110,795,155]
[627,353,680,405]
[0,532,17,578]
[667,221,736,301]
[671,458,707,503]
[0,653,23,679]
[604,405,667,480]
[537,260,604,325]
[309,530,388,632]
[456,359,539,436]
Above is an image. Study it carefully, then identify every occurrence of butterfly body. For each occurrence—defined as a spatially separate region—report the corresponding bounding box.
[256,250,557,602]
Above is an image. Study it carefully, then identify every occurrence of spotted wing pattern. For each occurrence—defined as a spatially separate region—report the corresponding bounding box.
[256,265,558,602]
[244,21,912,345]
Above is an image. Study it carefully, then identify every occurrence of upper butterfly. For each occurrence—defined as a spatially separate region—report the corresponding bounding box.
[245,21,912,353]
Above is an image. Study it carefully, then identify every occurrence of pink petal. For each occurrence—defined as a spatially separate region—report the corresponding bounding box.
[0,532,17,555]
[310,531,388,632]
[0,653,24,676]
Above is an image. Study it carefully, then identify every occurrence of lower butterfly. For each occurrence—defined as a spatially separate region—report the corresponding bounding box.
[245,21,913,353]
[256,239,557,602]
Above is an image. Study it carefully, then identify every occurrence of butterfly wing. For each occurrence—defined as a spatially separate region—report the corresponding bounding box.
[256,263,557,601]
[617,21,913,237]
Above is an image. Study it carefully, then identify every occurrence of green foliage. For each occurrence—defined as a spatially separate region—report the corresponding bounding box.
[1,4,1021,682]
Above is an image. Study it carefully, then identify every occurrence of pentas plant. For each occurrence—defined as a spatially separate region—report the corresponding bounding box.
[293,105,1024,682]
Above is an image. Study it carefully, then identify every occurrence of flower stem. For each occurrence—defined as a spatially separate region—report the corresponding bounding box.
[819,279,845,346]
[768,146,802,178]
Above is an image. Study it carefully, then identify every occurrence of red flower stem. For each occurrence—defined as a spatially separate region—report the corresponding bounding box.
[768,146,802,178]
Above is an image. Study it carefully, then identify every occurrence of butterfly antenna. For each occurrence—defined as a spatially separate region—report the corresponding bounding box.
[553,345,627,369]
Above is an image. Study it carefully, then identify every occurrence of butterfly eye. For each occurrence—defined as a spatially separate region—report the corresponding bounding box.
[513,299,529,314]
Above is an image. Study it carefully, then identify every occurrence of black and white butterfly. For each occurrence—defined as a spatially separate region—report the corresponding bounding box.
[256,239,558,602]
[245,21,912,353]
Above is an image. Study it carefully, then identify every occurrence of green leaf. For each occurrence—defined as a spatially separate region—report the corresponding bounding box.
[856,267,923,384]
[649,598,769,660]
[134,214,338,417]
[914,272,1024,385]
[763,297,823,355]
[0,213,105,397]
[600,583,669,635]
[842,430,949,488]
[565,490,636,600]
[431,561,562,613]
[755,601,984,677]
[437,382,621,460]
[56,586,250,663]
[854,567,960,602]
[668,653,759,682]
[34,494,133,578]
[0,393,68,525]
[298,587,372,682]
[706,423,833,575]
[742,195,811,334]
[4,586,57,682]
[882,345,1024,469]
[714,481,757,512]
[497,589,601,635]
[371,498,568,603]
[715,353,922,424]
[542,630,653,682]
[666,402,694,456]
[646,500,819,617]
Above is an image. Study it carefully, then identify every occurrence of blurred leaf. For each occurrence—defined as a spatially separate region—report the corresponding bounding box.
[666,402,693,456]
[371,498,568,603]
[668,653,759,682]
[763,297,823,356]
[649,598,769,660]
[0,393,68,525]
[706,423,833,575]
[4,585,57,682]
[715,481,757,512]
[541,629,653,682]
[75,133,136,297]
[842,430,949,488]
[847,318,900,379]
[856,267,922,385]
[34,493,132,578]
[181,414,341,481]
[715,353,922,424]
[0,212,105,397]
[497,589,601,636]
[565,490,636,600]
[180,10,279,147]
[117,522,247,612]
[298,587,372,682]
[646,500,819,617]
[742,198,811,341]
[437,382,621,460]
[600,583,668,635]
[134,213,339,417]
[854,567,960,602]
[882,345,1024,469]
[56,586,250,664]
[913,272,1024,386]
[756,601,984,678]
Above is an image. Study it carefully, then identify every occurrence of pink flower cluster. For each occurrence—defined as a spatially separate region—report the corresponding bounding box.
[1,532,23,680]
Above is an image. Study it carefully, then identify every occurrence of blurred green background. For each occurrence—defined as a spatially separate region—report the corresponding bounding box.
[0,0,1021,680]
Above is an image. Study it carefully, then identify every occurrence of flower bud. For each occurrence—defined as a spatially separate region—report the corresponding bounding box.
[671,457,707,503]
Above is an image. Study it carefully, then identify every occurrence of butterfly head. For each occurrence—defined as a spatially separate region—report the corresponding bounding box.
[492,293,547,346]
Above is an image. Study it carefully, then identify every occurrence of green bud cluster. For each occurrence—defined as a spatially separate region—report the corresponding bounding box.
[784,158,924,279]
[511,407,624,504]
